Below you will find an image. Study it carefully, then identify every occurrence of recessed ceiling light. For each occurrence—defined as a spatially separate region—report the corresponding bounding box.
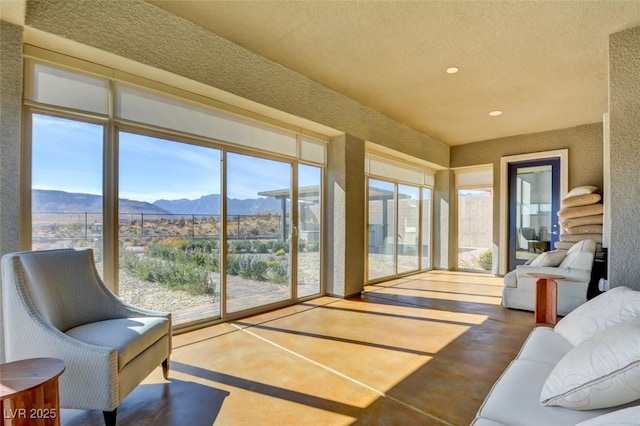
[446,67,459,74]
[489,110,503,116]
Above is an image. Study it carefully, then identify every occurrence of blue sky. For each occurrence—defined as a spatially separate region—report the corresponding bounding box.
[32,114,320,202]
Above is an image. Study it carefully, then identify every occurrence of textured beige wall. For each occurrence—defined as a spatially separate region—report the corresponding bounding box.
[0,19,23,363]
[326,134,365,296]
[451,123,604,190]
[25,0,449,167]
[0,20,22,257]
[608,25,640,289]
[434,170,455,270]
[451,123,604,273]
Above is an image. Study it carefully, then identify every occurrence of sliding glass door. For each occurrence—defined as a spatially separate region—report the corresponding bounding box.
[24,60,326,330]
[457,188,493,271]
[225,152,293,313]
[368,179,397,280]
[118,131,222,324]
[367,178,431,281]
[297,164,322,298]
[397,185,420,273]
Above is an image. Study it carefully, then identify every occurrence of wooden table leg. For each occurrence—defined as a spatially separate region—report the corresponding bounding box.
[535,278,558,325]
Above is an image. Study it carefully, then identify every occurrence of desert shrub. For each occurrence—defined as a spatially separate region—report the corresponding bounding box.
[231,241,252,253]
[266,260,288,284]
[269,240,289,253]
[226,255,241,276]
[478,250,493,270]
[305,241,320,252]
[253,242,269,254]
[119,248,213,295]
[238,257,268,281]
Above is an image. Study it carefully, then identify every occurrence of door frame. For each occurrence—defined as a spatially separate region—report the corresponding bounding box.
[499,149,568,275]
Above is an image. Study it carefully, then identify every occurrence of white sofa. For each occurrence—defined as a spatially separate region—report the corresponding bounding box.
[473,286,640,426]
[502,239,597,316]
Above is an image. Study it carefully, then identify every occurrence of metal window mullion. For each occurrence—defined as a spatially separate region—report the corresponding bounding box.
[291,162,298,301]
[220,150,228,318]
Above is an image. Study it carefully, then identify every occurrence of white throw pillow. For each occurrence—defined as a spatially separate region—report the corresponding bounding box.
[564,185,598,199]
[575,406,640,426]
[554,286,640,346]
[529,250,567,267]
[541,318,640,410]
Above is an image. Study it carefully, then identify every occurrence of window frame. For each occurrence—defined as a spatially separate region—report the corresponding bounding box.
[22,57,327,330]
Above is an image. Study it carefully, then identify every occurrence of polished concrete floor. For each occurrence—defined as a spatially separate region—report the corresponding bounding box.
[61,271,537,426]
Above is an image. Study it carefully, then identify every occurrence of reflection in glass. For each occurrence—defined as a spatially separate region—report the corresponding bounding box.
[457,189,493,271]
[515,166,553,262]
[421,188,432,270]
[397,185,420,273]
[118,132,221,325]
[368,179,396,280]
[297,164,322,297]
[226,152,292,313]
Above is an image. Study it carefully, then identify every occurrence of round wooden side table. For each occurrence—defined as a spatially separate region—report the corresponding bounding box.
[1,358,65,426]
[527,273,566,325]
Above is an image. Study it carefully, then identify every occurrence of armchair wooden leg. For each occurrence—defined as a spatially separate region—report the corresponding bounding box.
[162,358,170,380]
[103,408,117,426]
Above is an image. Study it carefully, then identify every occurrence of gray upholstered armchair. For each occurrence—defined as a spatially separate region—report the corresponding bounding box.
[1,248,171,425]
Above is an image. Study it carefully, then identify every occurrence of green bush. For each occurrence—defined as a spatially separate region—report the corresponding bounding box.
[227,254,241,276]
[120,248,214,295]
[478,250,493,270]
[238,257,269,281]
[305,241,320,252]
[253,242,269,254]
[266,260,288,284]
[121,237,297,296]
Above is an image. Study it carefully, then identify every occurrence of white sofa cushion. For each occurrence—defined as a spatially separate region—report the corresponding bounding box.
[575,406,640,426]
[558,239,595,270]
[504,270,518,288]
[516,327,573,366]
[541,318,640,410]
[478,359,613,426]
[470,419,510,426]
[555,286,640,346]
[530,250,567,267]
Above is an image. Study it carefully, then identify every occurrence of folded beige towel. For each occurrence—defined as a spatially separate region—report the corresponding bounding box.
[560,233,603,243]
[557,203,603,219]
[561,193,601,208]
[564,224,603,235]
[559,214,603,227]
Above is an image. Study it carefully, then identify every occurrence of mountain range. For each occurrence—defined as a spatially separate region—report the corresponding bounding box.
[32,189,285,216]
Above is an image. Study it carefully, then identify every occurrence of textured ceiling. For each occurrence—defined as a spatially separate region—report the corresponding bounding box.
[148,1,640,146]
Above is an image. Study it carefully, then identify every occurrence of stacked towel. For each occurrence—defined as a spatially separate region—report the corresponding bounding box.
[555,186,605,260]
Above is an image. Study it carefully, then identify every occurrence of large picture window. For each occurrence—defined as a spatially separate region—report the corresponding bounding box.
[23,59,325,329]
[365,153,434,282]
[366,178,433,282]
[455,166,494,272]
[30,114,105,275]
[118,131,222,323]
